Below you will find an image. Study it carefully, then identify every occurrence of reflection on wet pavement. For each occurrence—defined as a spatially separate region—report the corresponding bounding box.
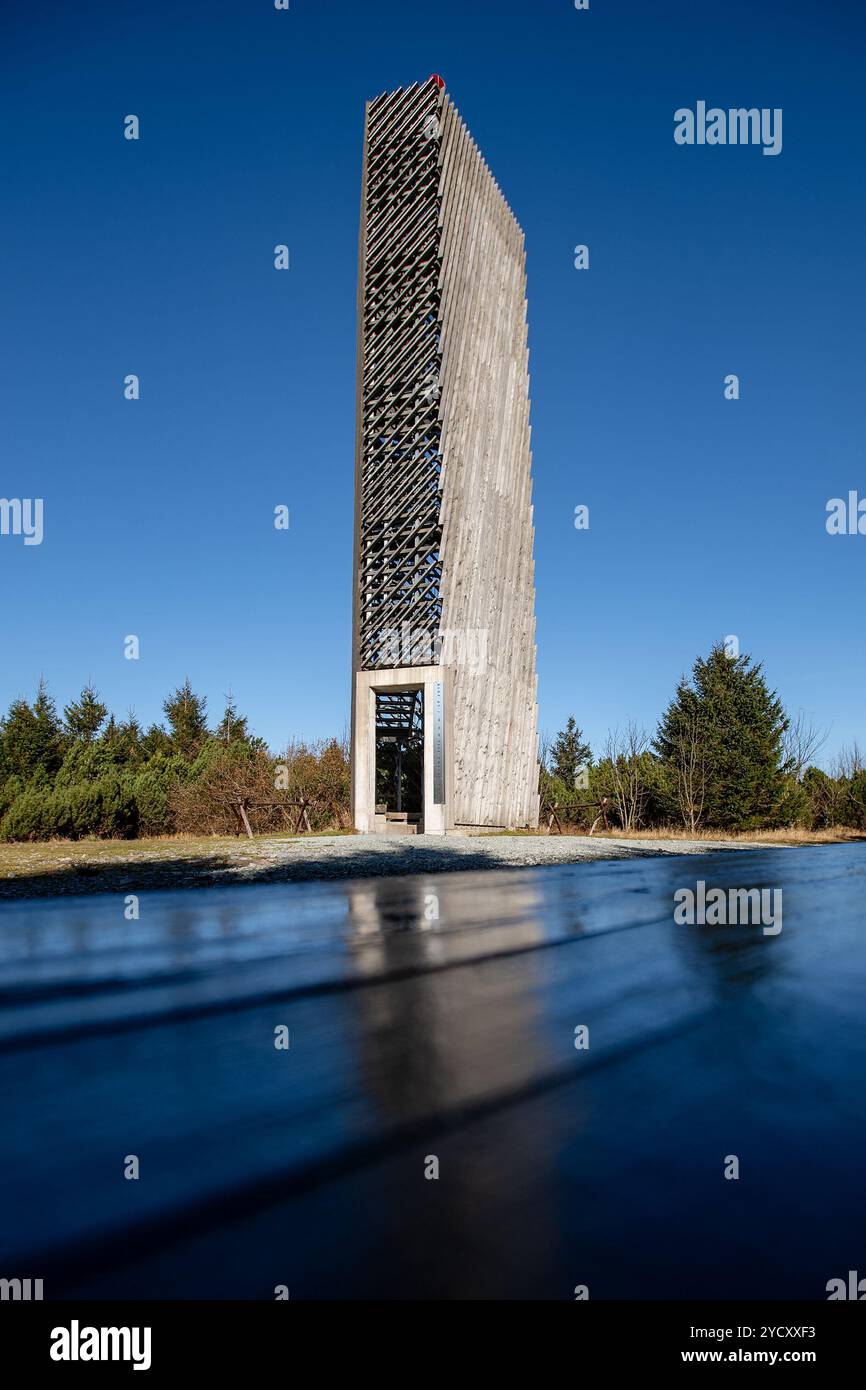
[0,844,864,1298]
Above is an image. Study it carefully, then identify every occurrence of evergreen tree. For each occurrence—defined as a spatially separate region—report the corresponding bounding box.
[215,693,249,744]
[141,723,174,760]
[654,644,789,831]
[0,680,65,782]
[101,714,120,746]
[98,710,142,766]
[549,716,592,786]
[117,711,143,761]
[162,679,209,760]
[63,683,108,742]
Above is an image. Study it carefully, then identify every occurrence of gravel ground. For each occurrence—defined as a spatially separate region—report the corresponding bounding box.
[0,832,779,899]
[234,832,772,876]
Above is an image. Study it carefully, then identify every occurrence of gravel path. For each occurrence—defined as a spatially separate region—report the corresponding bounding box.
[0,832,779,899]
[230,832,774,877]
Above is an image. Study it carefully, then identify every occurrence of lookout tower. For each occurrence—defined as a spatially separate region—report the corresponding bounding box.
[351,77,539,834]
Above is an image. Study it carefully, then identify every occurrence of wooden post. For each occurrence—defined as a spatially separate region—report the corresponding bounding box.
[589,797,610,837]
[543,800,563,835]
[238,800,254,839]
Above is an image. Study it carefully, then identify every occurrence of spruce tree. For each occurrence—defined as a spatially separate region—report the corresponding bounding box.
[0,680,65,782]
[64,683,108,742]
[215,693,249,744]
[549,716,592,786]
[117,711,143,760]
[163,679,209,760]
[96,710,142,766]
[654,644,789,831]
[141,723,174,760]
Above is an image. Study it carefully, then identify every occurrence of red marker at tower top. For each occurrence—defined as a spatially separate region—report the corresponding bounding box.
[429,73,445,89]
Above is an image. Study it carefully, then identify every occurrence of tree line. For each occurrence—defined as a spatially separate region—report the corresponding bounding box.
[2,642,863,842]
[0,679,349,841]
[541,642,866,834]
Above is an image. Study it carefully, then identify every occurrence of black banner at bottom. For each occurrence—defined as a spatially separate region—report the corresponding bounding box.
[1,1299,861,1375]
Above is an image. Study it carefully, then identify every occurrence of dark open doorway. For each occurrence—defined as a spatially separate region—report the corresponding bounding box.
[375,689,423,832]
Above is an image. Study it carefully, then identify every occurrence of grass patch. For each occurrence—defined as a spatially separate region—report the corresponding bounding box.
[589,826,866,846]
[0,828,359,881]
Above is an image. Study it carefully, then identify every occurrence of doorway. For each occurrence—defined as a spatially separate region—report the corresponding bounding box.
[374,689,423,834]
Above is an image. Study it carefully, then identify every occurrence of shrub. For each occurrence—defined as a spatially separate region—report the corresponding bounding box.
[0,786,57,841]
[844,770,866,830]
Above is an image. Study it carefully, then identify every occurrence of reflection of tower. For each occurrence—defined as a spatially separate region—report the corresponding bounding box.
[341,873,562,1296]
[351,76,539,835]
[343,874,549,1121]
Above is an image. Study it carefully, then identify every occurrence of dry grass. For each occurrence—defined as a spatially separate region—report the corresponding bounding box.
[590,825,866,846]
[0,828,355,881]
[482,824,865,846]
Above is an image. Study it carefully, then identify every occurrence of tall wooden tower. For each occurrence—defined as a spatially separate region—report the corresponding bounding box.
[351,77,539,834]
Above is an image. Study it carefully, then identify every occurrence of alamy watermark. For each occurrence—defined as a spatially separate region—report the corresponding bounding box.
[674,103,782,156]
[827,1270,866,1299]
[826,491,866,535]
[372,625,488,672]
[50,1321,151,1371]
[0,497,43,545]
[1,1276,43,1300]
[674,880,782,936]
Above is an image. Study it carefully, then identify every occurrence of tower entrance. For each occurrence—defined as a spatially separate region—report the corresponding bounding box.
[374,689,423,834]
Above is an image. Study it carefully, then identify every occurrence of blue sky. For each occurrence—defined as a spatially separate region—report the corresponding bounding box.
[2,0,864,764]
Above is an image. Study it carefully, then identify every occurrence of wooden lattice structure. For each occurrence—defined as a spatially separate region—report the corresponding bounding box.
[356,81,444,670]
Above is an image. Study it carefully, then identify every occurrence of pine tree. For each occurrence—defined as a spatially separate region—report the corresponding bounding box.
[549,716,592,786]
[654,644,789,831]
[162,679,209,760]
[64,683,108,742]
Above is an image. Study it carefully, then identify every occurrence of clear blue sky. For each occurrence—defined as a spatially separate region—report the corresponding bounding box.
[2,0,864,764]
